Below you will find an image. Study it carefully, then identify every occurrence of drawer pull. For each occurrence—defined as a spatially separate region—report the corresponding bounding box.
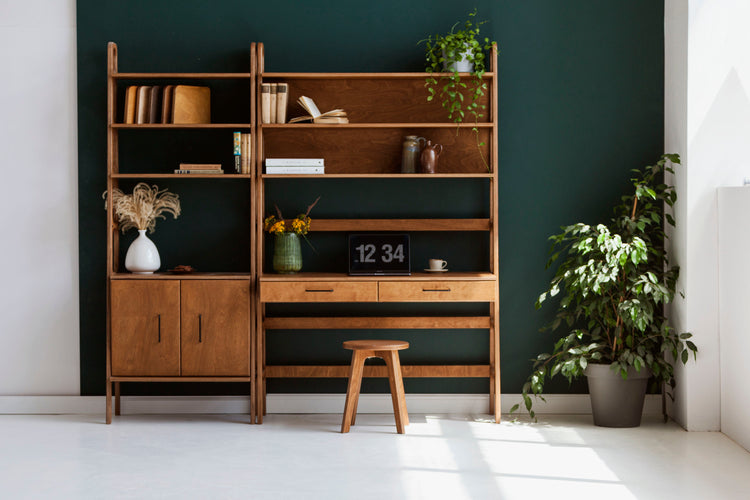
[157,314,161,343]
[198,314,202,343]
[305,289,334,293]
[423,288,451,292]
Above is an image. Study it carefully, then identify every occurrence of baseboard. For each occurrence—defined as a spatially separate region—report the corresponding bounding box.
[0,394,663,416]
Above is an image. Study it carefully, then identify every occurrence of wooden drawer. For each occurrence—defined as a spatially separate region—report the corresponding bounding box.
[261,281,378,302]
[378,280,496,302]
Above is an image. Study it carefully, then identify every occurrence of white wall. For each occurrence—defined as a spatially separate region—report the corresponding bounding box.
[0,0,80,395]
[665,0,750,431]
[717,188,750,451]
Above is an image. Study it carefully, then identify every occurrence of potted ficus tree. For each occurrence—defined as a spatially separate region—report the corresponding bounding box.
[511,154,697,427]
[419,9,496,169]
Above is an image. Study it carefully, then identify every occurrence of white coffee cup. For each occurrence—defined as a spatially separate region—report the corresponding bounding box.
[428,259,448,271]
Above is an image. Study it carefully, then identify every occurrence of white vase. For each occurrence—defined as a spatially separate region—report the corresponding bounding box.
[125,229,161,274]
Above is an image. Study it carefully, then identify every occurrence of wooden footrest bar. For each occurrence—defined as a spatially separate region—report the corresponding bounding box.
[264,365,489,378]
[264,316,491,329]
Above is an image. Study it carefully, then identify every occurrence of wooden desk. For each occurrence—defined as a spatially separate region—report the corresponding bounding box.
[255,272,500,423]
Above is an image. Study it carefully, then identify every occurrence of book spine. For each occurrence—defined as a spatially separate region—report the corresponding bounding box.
[276,83,288,124]
[179,163,222,169]
[264,158,324,167]
[174,169,225,174]
[233,131,242,173]
[265,166,325,174]
[240,133,248,174]
[269,83,278,124]
[261,83,271,124]
[124,86,137,124]
[136,85,152,124]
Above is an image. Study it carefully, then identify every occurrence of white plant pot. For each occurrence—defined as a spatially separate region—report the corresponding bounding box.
[442,46,474,73]
[124,229,161,274]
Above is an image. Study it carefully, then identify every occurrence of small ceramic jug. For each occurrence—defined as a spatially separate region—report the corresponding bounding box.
[420,141,443,174]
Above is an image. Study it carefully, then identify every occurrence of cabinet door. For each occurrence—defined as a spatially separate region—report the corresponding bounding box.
[180,280,250,376]
[111,280,180,376]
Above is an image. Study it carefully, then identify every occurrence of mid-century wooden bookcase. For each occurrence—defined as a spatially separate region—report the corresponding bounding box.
[104,42,257,423]
[254,43,501,423]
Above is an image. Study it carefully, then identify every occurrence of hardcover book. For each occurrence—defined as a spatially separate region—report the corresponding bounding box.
[123,86,137,124]
[161,85,174,124]
[135,85,152,124]
[172,85,210,124]
[264,158,324,167]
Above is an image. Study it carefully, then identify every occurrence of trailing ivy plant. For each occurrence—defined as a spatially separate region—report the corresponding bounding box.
[511,154,697,420]
[418,9,495,169]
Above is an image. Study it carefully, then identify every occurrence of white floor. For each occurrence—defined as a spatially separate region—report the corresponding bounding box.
[1,413,749,500]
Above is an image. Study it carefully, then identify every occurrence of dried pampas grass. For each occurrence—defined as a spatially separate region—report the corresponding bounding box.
[104,183,181,234]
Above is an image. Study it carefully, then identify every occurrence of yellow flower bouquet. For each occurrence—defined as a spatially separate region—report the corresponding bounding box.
[264,197,319,273]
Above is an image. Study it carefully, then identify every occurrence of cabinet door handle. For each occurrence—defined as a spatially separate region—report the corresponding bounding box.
[198,314,202,343]
[157,314,161,343]
[423,288,451,292]
[305,289,334,293]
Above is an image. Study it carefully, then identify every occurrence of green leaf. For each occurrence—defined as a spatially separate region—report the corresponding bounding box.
[509,403,519,413]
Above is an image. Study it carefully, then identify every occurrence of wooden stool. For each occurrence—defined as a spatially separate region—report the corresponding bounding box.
[341,340,409,434]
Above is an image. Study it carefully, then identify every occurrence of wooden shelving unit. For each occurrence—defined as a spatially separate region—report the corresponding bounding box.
[104,42,257,424]
[254,42,501,423]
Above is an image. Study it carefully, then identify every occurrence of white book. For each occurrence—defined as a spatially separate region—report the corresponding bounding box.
[265,166,325,174]
[265,158,324,167]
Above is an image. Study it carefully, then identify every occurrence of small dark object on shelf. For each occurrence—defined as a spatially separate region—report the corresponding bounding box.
[168,265,195,274]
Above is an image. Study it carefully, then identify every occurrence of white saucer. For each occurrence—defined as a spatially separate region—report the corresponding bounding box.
[424,268,449,272]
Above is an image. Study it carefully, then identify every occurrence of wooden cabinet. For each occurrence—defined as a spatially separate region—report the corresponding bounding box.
[105,42,257,423]
[111,280,250,377]
[254,42,501,423]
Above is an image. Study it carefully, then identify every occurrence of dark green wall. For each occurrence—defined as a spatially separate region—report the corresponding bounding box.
[77,0,664,395]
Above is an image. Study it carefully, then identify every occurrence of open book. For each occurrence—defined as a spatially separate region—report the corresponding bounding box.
[288,96,349,124]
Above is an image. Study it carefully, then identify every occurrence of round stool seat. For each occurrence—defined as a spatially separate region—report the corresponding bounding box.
[343,340,409,351]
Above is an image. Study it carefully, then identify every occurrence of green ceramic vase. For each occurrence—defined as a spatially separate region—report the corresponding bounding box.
[273,232,302,274]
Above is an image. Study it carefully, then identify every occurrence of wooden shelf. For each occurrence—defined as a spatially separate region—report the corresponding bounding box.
[261,123,492,129]
[307,218,491,232]
[259,272,496,282]
[264,316,491,329]
[261,72,495,79]
[111,123,252,129]
[110,376,253,382]
[113,173,252,179]
[112,72,252,79]
[265,365,490,378]
[110,272,253,280]
[262,173,493,179]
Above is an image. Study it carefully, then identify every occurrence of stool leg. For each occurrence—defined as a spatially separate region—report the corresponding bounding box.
[382,350,408,433]
[341,350,367,433]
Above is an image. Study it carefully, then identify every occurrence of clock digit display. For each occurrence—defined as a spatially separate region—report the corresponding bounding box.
[348,234,410,275]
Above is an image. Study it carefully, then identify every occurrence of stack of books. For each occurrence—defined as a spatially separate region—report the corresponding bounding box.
[260,83,289,124]
[264,158,325,174]
[289,96,348,124]
[123,85,210,124]
[174,163,224,174]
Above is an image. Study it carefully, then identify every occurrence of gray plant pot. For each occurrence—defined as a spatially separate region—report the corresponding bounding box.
[584,363,651,428]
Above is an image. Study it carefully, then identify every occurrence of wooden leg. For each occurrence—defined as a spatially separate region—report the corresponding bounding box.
[350,377,361,426]
[105,380,112,425]
[341,350,367,433]
[382,350,408,434]
[491,301,501,423]
[114,382,121,416]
